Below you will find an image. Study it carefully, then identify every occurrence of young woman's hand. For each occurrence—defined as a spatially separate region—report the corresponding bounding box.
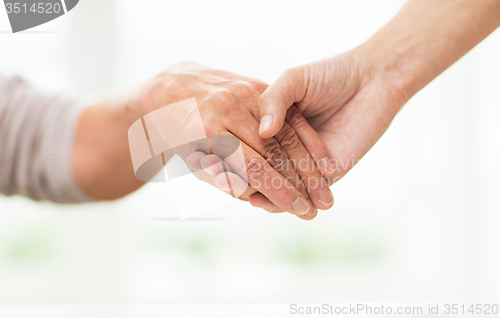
[255,50,407,195]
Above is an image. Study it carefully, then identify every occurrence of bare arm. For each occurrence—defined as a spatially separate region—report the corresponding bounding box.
[72,63,335,219]
[252,0,500,190]
[72,94,150,200]
[362,0,500,102]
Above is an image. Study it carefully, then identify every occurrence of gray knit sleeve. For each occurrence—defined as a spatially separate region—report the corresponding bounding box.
[0,75,92,203]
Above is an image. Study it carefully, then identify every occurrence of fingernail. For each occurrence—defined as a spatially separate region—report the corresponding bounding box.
[306,210,317,218]
[291,196,309,215]
[306,199,317,217]
[259,114,274,135]
[214,175,231,192]
[203,163,220,176]
[186,154,201,170]
[318,187,334,207]
[201,156,223,176]
[319,156,336,175]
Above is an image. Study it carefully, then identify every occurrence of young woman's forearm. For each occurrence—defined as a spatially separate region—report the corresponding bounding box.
[361,0,500,100]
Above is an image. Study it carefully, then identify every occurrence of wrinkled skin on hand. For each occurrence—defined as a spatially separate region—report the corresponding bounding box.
[258,50,408,187]
[136,63,335,220]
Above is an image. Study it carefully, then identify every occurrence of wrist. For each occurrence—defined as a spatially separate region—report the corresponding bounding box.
[72,95,144,200]
[354,0,500,103]
[355,40,418,104]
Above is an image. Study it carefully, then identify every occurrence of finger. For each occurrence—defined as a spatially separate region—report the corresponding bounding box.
[201,154,257,199]
[189,134,293,212]
[186,151,252,201]
[207,100,314,215]
[274,120,334,210]
[248,79,269,95]
[212,104,316,215]
[198,153,281,210]
[233,80,333,201]
[224,124,316,215]
[200,154,251,196]
[250,193,318,220]
[221,137,312,215]
[258,67,308,138]
[201,154,283,210]
[201,154,255,196]
[221,110,314,198]
[286,105,337,177]
[297,208,318,221]
[200,154,232,176]
[213,171,258,199]
[249,193,285,213]
[187,151,207,170]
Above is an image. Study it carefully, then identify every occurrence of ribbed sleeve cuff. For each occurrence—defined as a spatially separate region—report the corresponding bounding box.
[40,100,94,203]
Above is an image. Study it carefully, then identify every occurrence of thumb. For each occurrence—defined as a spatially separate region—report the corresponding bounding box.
[258,67,308,138]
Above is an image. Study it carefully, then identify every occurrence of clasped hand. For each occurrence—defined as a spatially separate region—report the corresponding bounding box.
[137,62,336,220]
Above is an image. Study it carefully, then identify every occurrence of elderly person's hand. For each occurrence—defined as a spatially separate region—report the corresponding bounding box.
[134,62,335,219]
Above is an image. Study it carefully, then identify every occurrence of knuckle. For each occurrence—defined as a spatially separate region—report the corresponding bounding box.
[244,155,268,182]
[231,81,253,94]
[231,81,259,105]
[249,79,269,93]
[198,109,221,131]
[286,107,307,129]
[210,89,237,107]
[277,126,302,152]
[262,142,286,168]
